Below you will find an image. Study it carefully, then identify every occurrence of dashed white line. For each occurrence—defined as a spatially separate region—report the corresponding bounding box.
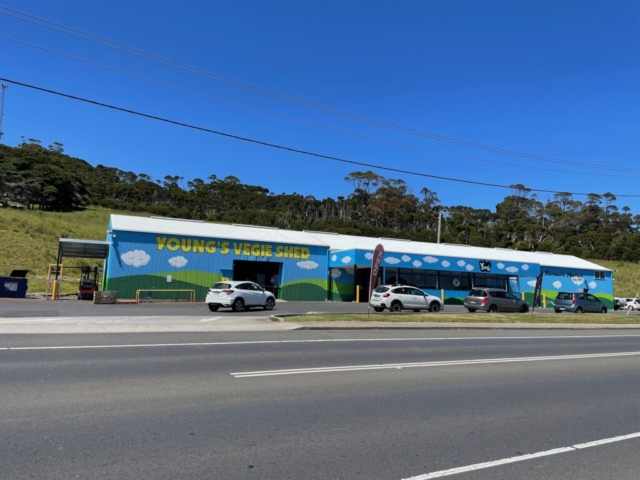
[402,431,640,479]
[199,317,222,323]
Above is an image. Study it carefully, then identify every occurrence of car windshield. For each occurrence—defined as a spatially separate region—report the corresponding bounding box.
[469,289,487,297]
[212,283,232,289]
[374,286,390,293]
[556,293,574,300]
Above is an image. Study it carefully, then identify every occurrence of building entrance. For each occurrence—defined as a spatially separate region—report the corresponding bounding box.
[233,260,282,296]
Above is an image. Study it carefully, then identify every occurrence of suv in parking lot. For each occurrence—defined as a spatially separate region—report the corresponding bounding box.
[554,292,607,313]
[369,285,443,313]
[205,281,276,312]
[464,288,529,313]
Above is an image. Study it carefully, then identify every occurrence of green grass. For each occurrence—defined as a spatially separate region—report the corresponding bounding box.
[588,259,640,298]
[284,312,640,324]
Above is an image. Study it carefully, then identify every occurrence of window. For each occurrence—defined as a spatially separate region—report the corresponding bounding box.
[412,270,425,288]
[469,289,487,297]
[398,269,412,285]
[506,292,520,301]
[424,272,438,289]
[595,271,605,280]
[374,286,390,293]
[385,268,397,284]
[588,294,597,301]
[439,272,453,290]
[410,288,425,296]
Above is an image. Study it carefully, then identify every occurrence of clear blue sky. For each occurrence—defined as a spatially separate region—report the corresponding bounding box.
[1,1,639,212]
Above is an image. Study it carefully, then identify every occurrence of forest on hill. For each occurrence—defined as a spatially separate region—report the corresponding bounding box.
[2,139,640,262]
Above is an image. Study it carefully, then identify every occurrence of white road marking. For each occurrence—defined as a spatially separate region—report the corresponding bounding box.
[402,431,640,479]
[230,350,640,377]
[0,334,639,351]
[0,317,76,324]
[199,317,222,323]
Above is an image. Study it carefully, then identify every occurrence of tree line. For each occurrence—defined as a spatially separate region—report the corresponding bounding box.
[2,139,640,261]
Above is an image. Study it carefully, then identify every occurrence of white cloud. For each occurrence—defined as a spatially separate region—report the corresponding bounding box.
[330,269,342,279]
[384,257,401,265]
[521,264,529,271]
[465,264,474,271]
[168,256,188,268]
[553,280,562,289]
[506,266,519,273]
[423,256,439,264]
[527,280,537,287]
[297,260,319,270]
[331,254,337,262]
[497,263,505,270]
[121,250,150,268]
[364,252,373,260]
[571,276,585,286]
[401,255,411,262]
[589,281,597,290]
[441,260,450,268]
[341,256,352,264]
[413,260,422,268]
[457,260,466,267]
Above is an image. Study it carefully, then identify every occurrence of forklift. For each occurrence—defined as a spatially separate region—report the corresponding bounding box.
[77,266,100,300]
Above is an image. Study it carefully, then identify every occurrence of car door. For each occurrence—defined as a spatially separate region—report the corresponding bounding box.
[587,294,599,312]
[250,283,267,306]
[410,288,429,310]
[392,288,412,308]
[493,291,511,311]
[505,292,521,312]
[236,283,255,305]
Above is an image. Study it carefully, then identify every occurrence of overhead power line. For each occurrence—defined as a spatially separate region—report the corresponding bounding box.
[0,5,632,173]
[4,34,639,179]
[2,77,639,199]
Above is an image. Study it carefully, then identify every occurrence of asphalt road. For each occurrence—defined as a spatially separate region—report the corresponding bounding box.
[2,330,640,479]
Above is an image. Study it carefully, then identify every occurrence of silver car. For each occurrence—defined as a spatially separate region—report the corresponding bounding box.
[369,285,443,313]
[205,281,276,312]
[554,292,607,314]
[464,288,529,313]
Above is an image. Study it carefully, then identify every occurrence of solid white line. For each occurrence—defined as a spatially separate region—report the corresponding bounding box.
[230,350,640,377]
[402,431,640,479]
[199,317,222,323]
[0,334,639,351]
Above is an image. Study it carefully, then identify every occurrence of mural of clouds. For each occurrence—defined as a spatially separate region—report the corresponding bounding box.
[331,254,337,262]
[385,257,401,265]
[341,256,352,264]
[589,281,597,289]
[465,264,474,271]
[497,263,505,270]
[330,269,342,279]
[168,256,188,268]
[506,266,519,273]
[401,255,411,262]
[121,250,150,268]
[527,280,537,287]
[364,252,373,260]
[441,260,451,268]
[423,256,439,264]
[297,260,319,270]
[521,264,529,271]
[553,280,562,289]
[457,260,466,267]
[413,260,422,267]
[571,276,585,286]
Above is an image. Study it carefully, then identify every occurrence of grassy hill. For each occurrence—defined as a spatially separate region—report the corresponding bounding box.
[1,207,638,296]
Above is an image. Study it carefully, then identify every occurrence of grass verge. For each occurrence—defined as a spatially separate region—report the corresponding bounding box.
[283,312,640,325]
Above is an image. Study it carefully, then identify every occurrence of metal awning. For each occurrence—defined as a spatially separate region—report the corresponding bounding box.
[57,238,111,259]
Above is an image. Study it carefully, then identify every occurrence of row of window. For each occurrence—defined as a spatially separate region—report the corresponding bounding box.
[384,268,511,291]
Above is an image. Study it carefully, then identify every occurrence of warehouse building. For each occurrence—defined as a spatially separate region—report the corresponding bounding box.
[102,214,613,307]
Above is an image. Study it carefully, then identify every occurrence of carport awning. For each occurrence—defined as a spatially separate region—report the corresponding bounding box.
[58,238,110,259]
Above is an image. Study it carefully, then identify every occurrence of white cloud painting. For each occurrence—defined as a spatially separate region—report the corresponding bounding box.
[168,256,188,268]
[441,260,451,268]
[341,256,352,264]
[423,256,439,264]
[553,281,562,289]
[457,260,466,267]
[521,264,529,271]
[401,255,411,262]
[413,260,422,267]
[571,276,585,286]
[385,257,401,265]
[497,263,505,270]
[330,269,342,279]
[465,264,474,271]
[527,280,537,287]
[589,281,597,290]
[364,252,373,260]
[121,250,150,268]
[505,266,519,273]
[331,254,337,262]
[297,260,319,270]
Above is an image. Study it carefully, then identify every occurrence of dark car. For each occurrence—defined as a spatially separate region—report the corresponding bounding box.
[464,288,529,313]
[554,292,607,314]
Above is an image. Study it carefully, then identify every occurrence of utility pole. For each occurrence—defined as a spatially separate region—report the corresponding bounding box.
[0,83,7,140]
[437,210,442,244]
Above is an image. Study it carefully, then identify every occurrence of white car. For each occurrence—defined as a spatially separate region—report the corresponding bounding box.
[625,298,640,311]
[369,285,443,313]
[205,281,276,312]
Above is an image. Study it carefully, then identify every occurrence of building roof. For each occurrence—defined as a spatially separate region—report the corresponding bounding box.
[109,215,610,272]
[58,238,111,259]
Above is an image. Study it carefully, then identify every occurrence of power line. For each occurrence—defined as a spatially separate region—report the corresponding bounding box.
[4,34,639,179]
[0,5,633,173]
[3,77,640,199]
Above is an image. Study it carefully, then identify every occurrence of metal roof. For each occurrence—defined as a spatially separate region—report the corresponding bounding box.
[58,238,111,259]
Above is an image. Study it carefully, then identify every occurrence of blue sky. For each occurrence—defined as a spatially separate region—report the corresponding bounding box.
[1,1,639,212]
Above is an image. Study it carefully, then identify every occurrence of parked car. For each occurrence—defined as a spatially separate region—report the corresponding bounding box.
[369,285,443,313]
[554,292,607,313]
[614,298,627,311]
[464,288,529,313]
[625,298,640,311]
[205,281,275,312]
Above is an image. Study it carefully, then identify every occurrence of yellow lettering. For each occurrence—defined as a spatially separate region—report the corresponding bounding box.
[301,247,310,259]
[156,237,167,250]
[265,245,273,257]
[205,241,216,253]
[294,247,301,259]
[193,239,205,253]
[284,246,294,258]
[233,243,242,255]
[243,243,251,256]
[167,238,180,251]
[181,238,192,252]
[251,244,261,256]
[220,242,230,254]
[276,246,284,258]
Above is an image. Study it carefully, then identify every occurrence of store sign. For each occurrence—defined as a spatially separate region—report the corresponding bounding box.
[156,237,311,259]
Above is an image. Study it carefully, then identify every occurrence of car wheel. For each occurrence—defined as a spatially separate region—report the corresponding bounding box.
[600,307,607,314]
[488,304,498,313]
[519,305,528,313]
[429,302,441,313]
[555,309,561,313]
[575,307,584,314]
[390,301,403,313]
[264,298,275,311]
[467,308,476,313]
[232,298,244,312]
[208,304,219,312]
[373,307,384,312]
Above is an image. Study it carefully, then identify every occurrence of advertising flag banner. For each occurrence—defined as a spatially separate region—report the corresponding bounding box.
[533,273,544,309]
[368,244,385,303]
